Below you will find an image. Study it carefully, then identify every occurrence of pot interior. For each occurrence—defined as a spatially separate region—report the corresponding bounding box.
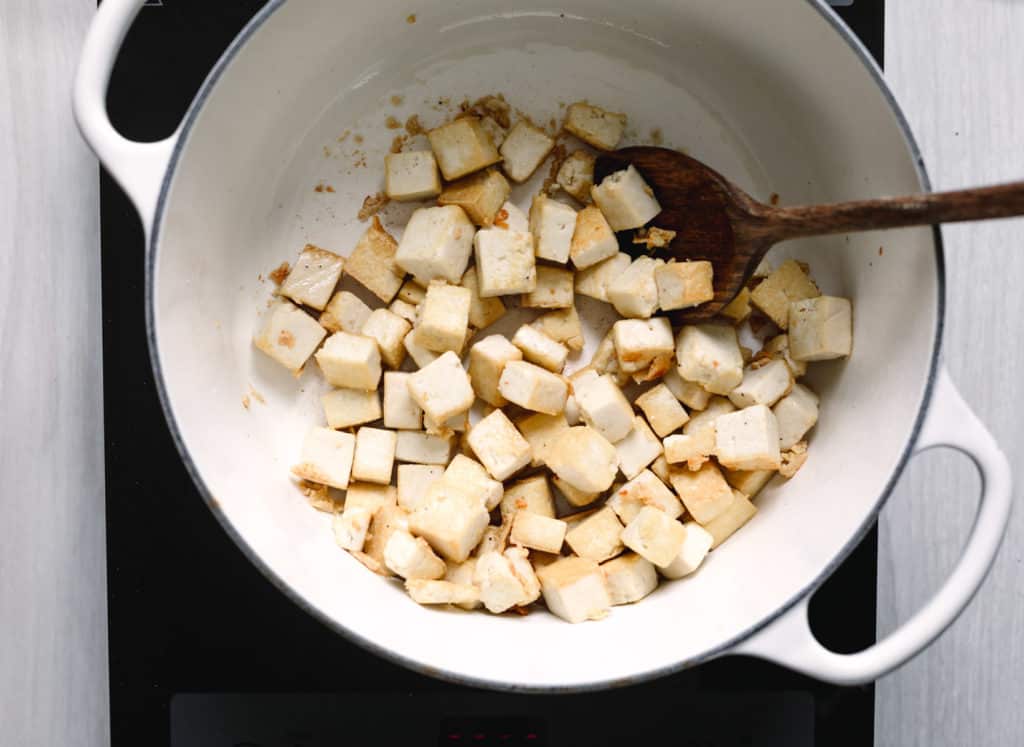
[151,0,940,689]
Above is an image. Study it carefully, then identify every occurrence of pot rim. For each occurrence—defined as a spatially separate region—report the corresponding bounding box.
[143,0,946,692]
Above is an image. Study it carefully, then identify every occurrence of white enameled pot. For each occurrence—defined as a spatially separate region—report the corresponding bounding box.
[75,0,1012,691]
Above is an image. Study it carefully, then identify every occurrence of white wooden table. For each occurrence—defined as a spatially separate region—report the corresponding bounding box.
[1,1,1020,745]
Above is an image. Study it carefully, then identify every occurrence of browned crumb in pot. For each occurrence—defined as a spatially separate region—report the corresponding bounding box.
[241,395,251,410]
[405,114,424,135]
[249,386,266,404]
[353,134,364,144]
[770,192,780,206]
[406,13,416,24]
[314,183,324,193]
[337,129,351,142]
[390,135,407,154]
[493,208,510,230]
[780,441,808,478]
[650,128,663,145]
[391,94,404,106]
[385,115,401,129]
[541,143,568,195]
[357,192,390,221]
[325,185,335,193]
[268,261,290,286]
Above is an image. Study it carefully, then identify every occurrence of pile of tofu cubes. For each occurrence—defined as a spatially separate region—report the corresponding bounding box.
[254,100,853,623]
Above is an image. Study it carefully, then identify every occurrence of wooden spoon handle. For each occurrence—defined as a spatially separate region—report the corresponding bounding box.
[754,181,1024,243]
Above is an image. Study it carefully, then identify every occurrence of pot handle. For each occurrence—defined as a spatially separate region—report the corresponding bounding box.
[732,367,1012,685]
[73,0,178,236]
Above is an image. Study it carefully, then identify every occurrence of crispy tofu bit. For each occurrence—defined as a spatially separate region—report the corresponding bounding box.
[346,217,406,302]
[278,244,345,311]
[563,102,627,151]
[556,149,596,203]
[537,556,612,623]
[438,168,511,226]
[253,300,326,373]
[384,150,442,202]
[500,121,556,182]
[427,116,502,180]
[750,259,821,328]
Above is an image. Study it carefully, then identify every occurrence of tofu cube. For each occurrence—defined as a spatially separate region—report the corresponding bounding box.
[537,556,612,623]
[395,206,475,285]
[445,454,504,511]
[682,396,736,437]
[663,430,715,471]
[321,387,381,429]
[396,464,444,512]
[473,228,536,297]
[663,367,712,410]
[556,149,596,203]
[504,546,542,605]
[521,265,574,309]
[361,308,411,369]
[416,282,471,353]
[750,259,821,328]
[570,207,620,270]
[512,325,569,372]
[552,476,601,508]
[473,550,531,613]
[612,317,674,372]
[675,324,744,395]
[445,557,478,586]
[360,497,409,567]
[788,296,853,361]
[720,287,752,323]
[408,480,490,562]
[382,372,423,430]
[253,300,326,373]
[384,150,441,202]
[469,334,523,407]
[655,260,714,311]
[714,405,782,471]
[517,412,569,468]
[398,279,427,305]
[474,524,511,557]
[669,461,735,524]
[607,256,663,319]
[601,553,658,605]
[565,506,624,562]
[478,115,507,149]
[500,121,555,182]
[591,165,662,231]
[427,116,501,180]
[343,482,397,515]
[345,216,406,302]
[500,474,556,522]
[703,490,757,548]
[511,511,567,554]
[659,521,714,579]
[320,290,372,334]
[278,244,345,310]
[395,430,452,465]
[384,529,446,580]
[563,102,626,150]
[650,454,672,484]
[546,426,619,493]
[773,382,820,449]
[461,267,506,330]
[729,358,793,409]
[332,505,373,552]
[405,579,480,608]
[388,298,418,325]
[724,468,775,499]
[407,351,475,422]
[635,384,690,438]
[291,427,355,489]
[352,427,397,484]
[607,469,683,524]
[498,361,568,415]
[763,333,808,378]
[615,416,664,480]
[403,329,440,369]
[529,194,577,263]
[572,374,633,443]
[531,306,584,352]
[314,332,381,390]
[466,409,532,480]
[437,168,511,226]
[620,506,687,567]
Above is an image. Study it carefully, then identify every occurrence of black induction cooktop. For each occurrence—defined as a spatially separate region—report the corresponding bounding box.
[100,2,883,745]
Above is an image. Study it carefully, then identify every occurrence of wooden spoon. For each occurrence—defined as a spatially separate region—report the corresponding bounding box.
[594,146,1024,321]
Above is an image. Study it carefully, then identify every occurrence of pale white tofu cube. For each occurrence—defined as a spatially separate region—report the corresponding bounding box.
[253,300,326,373]
[537,556,612,623]
[532,305,584,352]
[572,374,633,443]
[473,228,536,297]
[724,468,775,499]
[321,387,381,429]
[500,121,555,183]
[408,480,490,562]
[332,505,373,552]
[682,396,736,438]
[383,372,423,430]
[634,384,689,438]
[511,511,567,554]
[655,261,714,311]
[602,553,658,605]
[714,405,782,471]
[663,367,712,411]
[315,331,381,390]
[384,150,441,202]
[552,476,601,508]
[615,417,664,480]
[621,505,687,567]
[291,427,355,489]
[473,551,529,613]
[703,490,757,548]
[395,430,452,465]
[396,464,444,512]
[500,474,556,522]
[669,461,734,524]
[763,334,808,378]
[516,412,569,468]
[607,256,663,319]
[361,308,411,369]
[445,557,478,586]
[278,244,345,311]
[565,506,624,562]
[521,265,574,309]
[407,351,474,423]
[498,361,568,415]
[423,410,469,437]
[563,102,626,151]
[403,329,440,369]
[772,382,820,449]
[512,325,569,372]
[529,194,577,263]
[729,357,794,410]
[415,282,471,354]
[398,279,426,305]
[427,116,501,180]
[591,165,662,231]
[384,529,446,580]
[570,209,620,271]
[659,521,714,579]
[437,168,510,226]
[388,298,418,325]
[720,287,752,323]
[675,324,744,395]
[496,200,529,232]
[445,454,504,512]
[556,149,596,203]
[468,334,522,407]
[546,426,619,493]
[405,579,480,608]
[607,469,683,524]
[352,427,397,484]
[750,259,820,329]
[461,267,506,330]
[320,290,372,334]
[788,296,853,361]
[466,409,532,480]
[395,206,475,285]
[662,430,715,471]
[612,317,674,372]
[345,216,406,302]
[343,482,397,515]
